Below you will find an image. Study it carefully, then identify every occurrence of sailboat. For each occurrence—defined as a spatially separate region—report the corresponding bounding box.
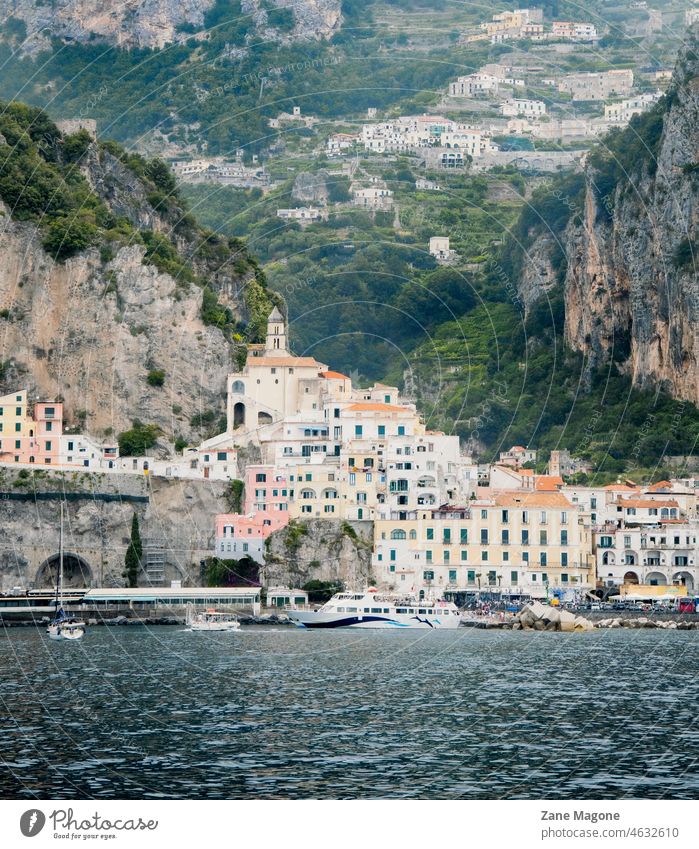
[46,503,86,641]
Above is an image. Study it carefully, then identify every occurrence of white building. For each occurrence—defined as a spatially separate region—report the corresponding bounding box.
[500,99,547,118]
[276,207,322,221]
[429,236,456,263]
[604,92,661,124]
[551,21,599,41]
[596,524,699,592]
[559,70,634,101]
[352,186,394,209]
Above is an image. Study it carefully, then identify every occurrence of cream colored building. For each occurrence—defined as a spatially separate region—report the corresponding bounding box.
[373,491,595,599]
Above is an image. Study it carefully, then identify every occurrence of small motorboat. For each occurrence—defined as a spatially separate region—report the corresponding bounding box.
[185,604,241,632]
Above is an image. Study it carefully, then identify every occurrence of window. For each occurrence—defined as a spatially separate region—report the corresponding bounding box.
[510,570,518,584]
[561,511,568,524]
[501,530,509,545]
[467,570,475,584]
[443,528,451,544]
[355,425,363,437]
[521,530,529,545]
[349,472,356,485]
[67,441,74,451]
[14,440,20,449]
[390,529,406,540]
[540,511,547,524]
[598,536,613,548]
[541,572,548,583]
[15,422,20,432]
[501,510,509,523]
[423,571,434,581]
[522,510,529,524]
[561,573,569,583]
[384,395,391,404]
[460,550,468,561]
[480,529,488,545]
[398,426,405,436]
[449,569,457,583]
[301,489,315,499]
[560,530,568,546]
[480,509,488,520]
[217,452,226,461]
[256,473,267,482]
[460,528,468,544]
[503,551,509,561]
[15,407,21,415]
[426,550,433,562]
[539,530,547,546]
[323,505,335,514]
[539,552,547,567]
[523,552,529,563]
[46,422,52,432]
[481,551,488,562]
[561,552,568,567]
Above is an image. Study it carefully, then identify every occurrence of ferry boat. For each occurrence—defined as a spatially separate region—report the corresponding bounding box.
[185,604,241,632]
[287,589,461,629]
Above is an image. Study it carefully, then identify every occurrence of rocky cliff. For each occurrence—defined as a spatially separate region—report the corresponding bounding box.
[0,466,229,590]
[263,519,374,588]
[0,105,272,438]
[518,33,699,406]
[1,0,342,53]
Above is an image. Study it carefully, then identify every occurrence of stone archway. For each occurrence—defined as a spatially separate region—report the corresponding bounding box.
[36,552,94,589]
[673,571,695,592]
[623,570,640,585]
[233,402,245,428]
[645,571,667,586]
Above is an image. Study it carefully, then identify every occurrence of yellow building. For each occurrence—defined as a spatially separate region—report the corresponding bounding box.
[372,491,595,598]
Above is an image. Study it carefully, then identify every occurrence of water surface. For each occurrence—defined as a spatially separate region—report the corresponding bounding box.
[1,625,697,799]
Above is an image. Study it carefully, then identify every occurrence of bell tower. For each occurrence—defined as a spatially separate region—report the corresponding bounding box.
[264,305,288,357]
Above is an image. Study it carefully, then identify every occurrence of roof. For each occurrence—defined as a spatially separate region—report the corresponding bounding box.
[493,490,573,508]
[268,306,284,322]
[320,370,350,380]
[602,483,639,491]
[535,475,564,491]
[646,480,673,491]
[347,402,409,413]
[246,357,324,368]
[616,498,679,509]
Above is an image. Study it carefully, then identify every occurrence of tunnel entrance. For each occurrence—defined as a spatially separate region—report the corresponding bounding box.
[36,553,94,589]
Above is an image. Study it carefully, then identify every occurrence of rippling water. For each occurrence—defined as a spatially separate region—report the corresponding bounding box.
[1,625,698,799]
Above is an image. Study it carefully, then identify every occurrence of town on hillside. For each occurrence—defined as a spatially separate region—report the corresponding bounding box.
[3,307,698,607]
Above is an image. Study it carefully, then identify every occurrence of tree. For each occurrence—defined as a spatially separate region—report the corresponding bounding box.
[117,420,159,456]
[124,512,143,588]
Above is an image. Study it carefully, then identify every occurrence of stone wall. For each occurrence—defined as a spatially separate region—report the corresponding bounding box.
[0,468,228,591]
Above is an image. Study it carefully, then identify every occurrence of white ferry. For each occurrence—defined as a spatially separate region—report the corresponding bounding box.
[287,589,461,629]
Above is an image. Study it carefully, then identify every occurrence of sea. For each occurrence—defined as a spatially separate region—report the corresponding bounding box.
[1,625,698,799]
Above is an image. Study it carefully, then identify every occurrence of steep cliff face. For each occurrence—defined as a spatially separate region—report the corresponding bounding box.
[1,0,342,53]
[561,40,699,404]
[0,107,269,438]
[263,519,374,589]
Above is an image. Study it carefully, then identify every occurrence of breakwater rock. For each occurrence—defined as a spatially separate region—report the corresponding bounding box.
[595,617,699,630]
[512,601,594,632]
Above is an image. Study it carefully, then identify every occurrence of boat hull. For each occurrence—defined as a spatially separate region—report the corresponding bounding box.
[287,610,460,629]
[187,622,241,632]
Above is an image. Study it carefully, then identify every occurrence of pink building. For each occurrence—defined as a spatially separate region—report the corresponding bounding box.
[0,390,62,465]
[215,465,290,563]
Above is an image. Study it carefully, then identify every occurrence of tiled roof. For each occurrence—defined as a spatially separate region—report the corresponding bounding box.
[347,402,409,413]
[246,357,324,368]
[535,475,564,491]
[320,371,350,380]
[493,490,573,508]
[616,498,679,509]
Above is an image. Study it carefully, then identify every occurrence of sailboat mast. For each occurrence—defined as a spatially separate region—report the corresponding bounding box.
[58,501,64,606]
